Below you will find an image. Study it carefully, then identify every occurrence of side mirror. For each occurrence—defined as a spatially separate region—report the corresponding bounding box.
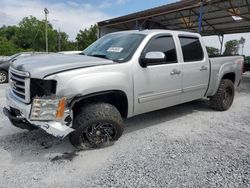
[139,52,165,68]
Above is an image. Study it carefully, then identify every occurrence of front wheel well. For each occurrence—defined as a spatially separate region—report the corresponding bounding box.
[0,69,8,74]
[222,72,235,83]
[71,90,128,118]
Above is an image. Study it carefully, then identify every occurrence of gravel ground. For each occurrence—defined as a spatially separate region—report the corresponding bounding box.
[0,75,249,188]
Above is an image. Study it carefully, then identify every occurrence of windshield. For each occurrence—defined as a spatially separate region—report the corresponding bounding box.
[83,33,145,63]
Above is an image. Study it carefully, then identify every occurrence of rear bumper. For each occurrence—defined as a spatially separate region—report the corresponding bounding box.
[4,89,74,138]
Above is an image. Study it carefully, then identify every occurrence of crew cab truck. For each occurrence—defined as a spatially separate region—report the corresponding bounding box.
[3,30,243,149]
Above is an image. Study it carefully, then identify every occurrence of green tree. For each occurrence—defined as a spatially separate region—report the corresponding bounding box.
[0,36,22,55]
[76,25,98,50]
[15,16,49,51]
[0,25,18,41]
[0,15,92,55]
[223,40,239,55]
[239,37,246,55]
[58,31,78,51]
[245,56,250,63]
[15,16,42,50]
[206,46,219,56]
[14,16,61,52]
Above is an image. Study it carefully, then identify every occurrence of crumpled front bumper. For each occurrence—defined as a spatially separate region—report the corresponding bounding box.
[4,89,74,139]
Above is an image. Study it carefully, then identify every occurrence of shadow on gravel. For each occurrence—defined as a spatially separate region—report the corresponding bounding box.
[0,128,76,163]
[125,75,250,134]
[124,99,211,134]
[51,151,79,162]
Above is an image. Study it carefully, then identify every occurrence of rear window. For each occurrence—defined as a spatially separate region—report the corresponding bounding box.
[179,36,204,62]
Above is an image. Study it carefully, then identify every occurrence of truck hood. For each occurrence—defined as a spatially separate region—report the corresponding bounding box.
[11,54,115,78]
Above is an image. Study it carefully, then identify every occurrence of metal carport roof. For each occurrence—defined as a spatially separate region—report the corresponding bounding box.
[98,0,250,37]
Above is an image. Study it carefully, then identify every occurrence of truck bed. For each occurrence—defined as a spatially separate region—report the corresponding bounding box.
[206,56,243,97]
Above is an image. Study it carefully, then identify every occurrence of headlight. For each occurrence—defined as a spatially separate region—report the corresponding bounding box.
[30,97,66,121]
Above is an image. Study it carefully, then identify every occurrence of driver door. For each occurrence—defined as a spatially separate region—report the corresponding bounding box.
[133,34,183,115]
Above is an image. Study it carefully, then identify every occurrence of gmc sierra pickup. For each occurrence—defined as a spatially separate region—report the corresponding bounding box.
[3,30,243,149]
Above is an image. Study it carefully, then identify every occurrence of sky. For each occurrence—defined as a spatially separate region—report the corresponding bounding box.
[0,0,250,55]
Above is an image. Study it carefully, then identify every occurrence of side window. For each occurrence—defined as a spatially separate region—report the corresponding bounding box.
[179,36,204,62]
[145,36,177,64]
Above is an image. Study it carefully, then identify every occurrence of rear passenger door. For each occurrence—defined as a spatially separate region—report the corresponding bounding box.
[179,36,210,103]
[133,35,182,115]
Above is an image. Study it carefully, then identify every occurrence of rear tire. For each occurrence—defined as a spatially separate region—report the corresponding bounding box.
[0,70,8,84]
[210,79,235,111]
[69,103,124,149]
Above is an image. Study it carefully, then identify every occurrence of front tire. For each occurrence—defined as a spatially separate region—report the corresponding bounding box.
[69,103,124,149]
[210,79,235,111]
[0,70,8,84]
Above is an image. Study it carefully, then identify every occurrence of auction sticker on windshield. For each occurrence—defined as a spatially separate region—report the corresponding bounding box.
[107,47,123,53]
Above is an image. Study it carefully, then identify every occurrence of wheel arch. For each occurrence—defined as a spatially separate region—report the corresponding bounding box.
[221,72,235,83]
[0,69,8,74]
[208,71,236,97]
[69,90,129,118]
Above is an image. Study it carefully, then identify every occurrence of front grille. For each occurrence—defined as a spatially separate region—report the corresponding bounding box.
[9,67,30,103]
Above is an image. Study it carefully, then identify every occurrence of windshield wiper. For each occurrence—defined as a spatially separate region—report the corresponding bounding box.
[89,54,109,60]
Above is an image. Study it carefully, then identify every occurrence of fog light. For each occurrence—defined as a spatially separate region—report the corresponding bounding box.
[30,97,66,121]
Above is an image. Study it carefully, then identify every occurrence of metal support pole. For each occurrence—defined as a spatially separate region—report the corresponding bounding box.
[135,19,138,30]
[44,8,49,52]
[58,27,61,52]
[198,0,204,33]
[219,34,224,55]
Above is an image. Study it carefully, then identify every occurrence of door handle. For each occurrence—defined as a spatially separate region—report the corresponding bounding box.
[170,69,181,75]
[200,66,208,71]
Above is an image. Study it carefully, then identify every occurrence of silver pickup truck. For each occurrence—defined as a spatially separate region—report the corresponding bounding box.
[3,30,244,149]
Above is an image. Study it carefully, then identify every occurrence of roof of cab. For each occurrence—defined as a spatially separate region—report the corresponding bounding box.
[106,29,201,37]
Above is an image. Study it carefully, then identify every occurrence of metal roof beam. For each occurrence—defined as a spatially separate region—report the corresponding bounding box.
[170,12,250,27]
[210,3,250,21]
[98,3,202,28]
[204,25,250,35]
[190,9,219,33]
[156,3,250,23]
[172,19,250,30]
